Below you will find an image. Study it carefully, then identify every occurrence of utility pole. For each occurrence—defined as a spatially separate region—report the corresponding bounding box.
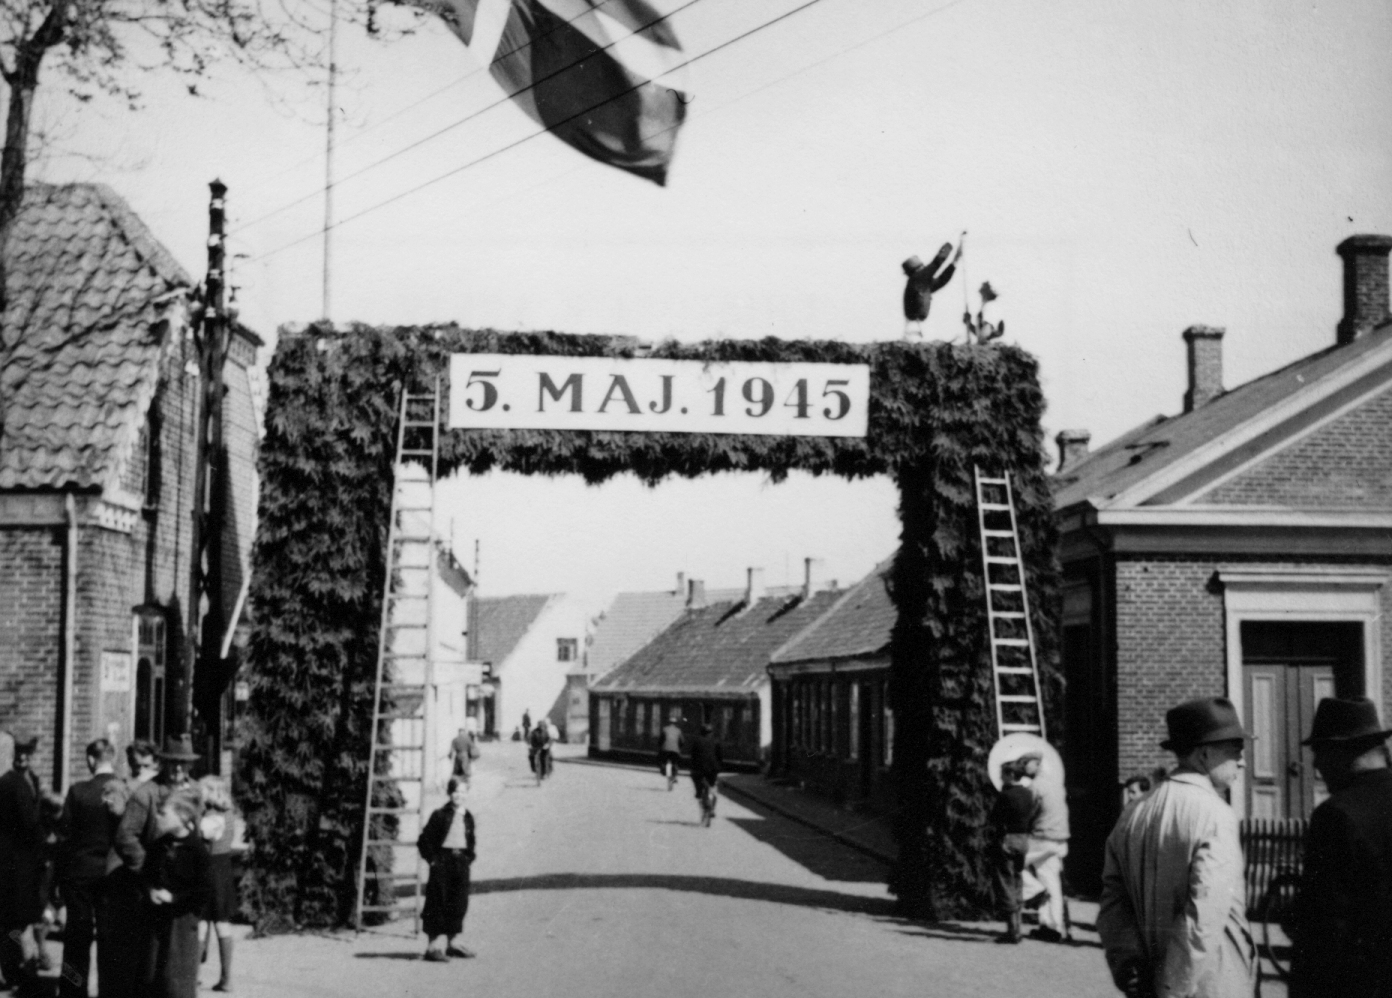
[180,179,229,745]
[322,0,338,321]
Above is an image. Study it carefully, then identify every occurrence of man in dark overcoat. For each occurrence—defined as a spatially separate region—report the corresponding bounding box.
[56,738,119,998]
[1290,697,1392,998]
[0,735,44,990]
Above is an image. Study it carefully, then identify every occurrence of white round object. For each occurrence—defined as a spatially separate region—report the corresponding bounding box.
[987,733,1065,791]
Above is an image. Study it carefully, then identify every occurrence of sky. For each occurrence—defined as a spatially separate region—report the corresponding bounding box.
[34,0,1392,602]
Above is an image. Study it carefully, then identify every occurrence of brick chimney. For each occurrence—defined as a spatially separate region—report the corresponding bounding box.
[801,557,825,599]
[1055,430,1091,474]
[686,579,706,609]
[675,572,685,596]
[744,567,766,606]
[1182,325,1225,412]
[1337,234,1392,345]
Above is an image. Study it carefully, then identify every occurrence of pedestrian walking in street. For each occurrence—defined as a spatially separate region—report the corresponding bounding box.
[198,775,237,992]
[990,759,1038,944]
[448,725,479,787]
[1097,697,1255,998]
[418,778,476,962]
[56,739,119,998]
[0,735,45,991]
[100,739,159,998]
[1288,696,1392,998]
[145,788,211,998]
[1019,750,1071,942]
[658,714,685,788]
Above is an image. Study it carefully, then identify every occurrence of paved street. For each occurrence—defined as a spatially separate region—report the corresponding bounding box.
[214,741,1121,998]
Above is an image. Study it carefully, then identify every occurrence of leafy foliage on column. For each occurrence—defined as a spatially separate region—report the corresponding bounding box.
[238,324,1058,928]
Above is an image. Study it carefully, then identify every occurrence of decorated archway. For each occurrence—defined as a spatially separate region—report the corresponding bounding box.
[236,324,1061,930]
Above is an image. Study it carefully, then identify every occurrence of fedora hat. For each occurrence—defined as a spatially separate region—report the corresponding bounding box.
[158,734,201,761]
[11,734,38,754]
[1161,697,1248,752]
[1302,697,1392,746]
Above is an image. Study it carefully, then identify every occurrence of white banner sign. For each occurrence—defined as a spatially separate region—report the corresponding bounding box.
[101,651,132,693]
[448,354,869,437]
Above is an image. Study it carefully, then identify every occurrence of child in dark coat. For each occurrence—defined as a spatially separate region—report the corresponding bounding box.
[990,759,1039,943]
[145,788,210,998]
[418,778,476,962]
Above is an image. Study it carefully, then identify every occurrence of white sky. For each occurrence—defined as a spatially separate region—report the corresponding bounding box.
[36,0,1392,601]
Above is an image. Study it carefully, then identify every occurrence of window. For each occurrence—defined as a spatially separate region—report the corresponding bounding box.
[134,611,167,744]
[848,683,860,761]
[883,701,894,767]
[557,638,578,662]
[650,704,662,737]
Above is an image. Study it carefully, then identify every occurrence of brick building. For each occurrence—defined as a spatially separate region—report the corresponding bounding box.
[1053,234,1392,889]
[0,184,261,789]
[589,570,841,770]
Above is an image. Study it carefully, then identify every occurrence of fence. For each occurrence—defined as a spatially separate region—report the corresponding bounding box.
[1240,817,1306,920]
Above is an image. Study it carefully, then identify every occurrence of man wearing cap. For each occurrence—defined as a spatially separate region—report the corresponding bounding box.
[111,735,200,996]
[1097,697,1256,998]
[1289,697,1392,998]
[0,736,44,989]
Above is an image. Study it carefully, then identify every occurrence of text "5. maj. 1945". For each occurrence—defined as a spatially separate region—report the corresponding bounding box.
[447,355,870,438]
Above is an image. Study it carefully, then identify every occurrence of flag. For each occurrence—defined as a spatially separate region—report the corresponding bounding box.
[438,0,688,185]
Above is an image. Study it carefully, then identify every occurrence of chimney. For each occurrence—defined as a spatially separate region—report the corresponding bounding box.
[1182,325,1224,412]
[1337,234,1392,345]
[675,572,685,597]
[801,557,826,599]
[1055,430,1091,474]
[744,567,766,606]
[686,579,706,609]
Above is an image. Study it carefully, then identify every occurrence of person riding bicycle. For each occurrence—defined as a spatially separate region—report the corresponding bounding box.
[658,715,685,785]
[687,722,722,803]
[528,719,552,779]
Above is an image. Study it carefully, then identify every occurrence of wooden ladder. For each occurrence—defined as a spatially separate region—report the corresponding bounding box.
[974,466,1046,740]
[355,380,441,931]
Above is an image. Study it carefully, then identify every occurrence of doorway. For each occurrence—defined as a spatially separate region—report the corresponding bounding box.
[1241,620,1363,820]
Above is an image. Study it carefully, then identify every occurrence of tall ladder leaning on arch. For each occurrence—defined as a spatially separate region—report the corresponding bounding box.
[974,467,1046,740]
[355,380,442,932]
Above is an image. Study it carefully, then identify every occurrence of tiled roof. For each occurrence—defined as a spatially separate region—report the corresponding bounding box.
[0,184,192,490]
[771,557,895,664]
[467,594,555,664]
[587,590,687,677]
[593,589,844,693]
[1052,321,1392,509]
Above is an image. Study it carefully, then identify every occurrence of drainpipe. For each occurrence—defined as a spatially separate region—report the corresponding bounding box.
[59,494,78,792]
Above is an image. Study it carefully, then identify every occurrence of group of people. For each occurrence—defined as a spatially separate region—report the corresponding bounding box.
[656,714,722,812]
[0,733,237,998]
[989,748,1071,943]
[1034,693,1392,998]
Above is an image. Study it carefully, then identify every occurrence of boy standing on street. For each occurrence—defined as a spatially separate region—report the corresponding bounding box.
[990,760,1038,944]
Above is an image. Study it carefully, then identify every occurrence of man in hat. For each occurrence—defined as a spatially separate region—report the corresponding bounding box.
[0,735,44,989]
[111,734,200,995]
[1289,697,1392,998]
[1097,697,1256,998]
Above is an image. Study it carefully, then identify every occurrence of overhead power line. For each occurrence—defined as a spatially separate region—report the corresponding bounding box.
[250,0,836,263]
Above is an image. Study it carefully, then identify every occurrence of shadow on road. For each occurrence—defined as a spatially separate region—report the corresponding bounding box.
[471,872,895,916]
[723,798,889,885]
[355,951,425,960]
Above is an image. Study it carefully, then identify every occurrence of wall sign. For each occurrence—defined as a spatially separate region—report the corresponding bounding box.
[101,651,132,693]
[449,354,870,437]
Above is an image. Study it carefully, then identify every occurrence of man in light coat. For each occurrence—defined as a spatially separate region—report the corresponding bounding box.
[1019,749,1071,942]
[1097,697,1256,998]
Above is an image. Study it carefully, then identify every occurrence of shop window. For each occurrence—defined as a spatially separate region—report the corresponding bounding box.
[848,683,860,761]
[883,702,894,767]
[650,704,662,737]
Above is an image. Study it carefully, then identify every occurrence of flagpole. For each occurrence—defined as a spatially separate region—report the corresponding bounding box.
[322,0,338,321]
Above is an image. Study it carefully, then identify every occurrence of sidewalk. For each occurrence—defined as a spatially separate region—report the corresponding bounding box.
[719,773,897,866]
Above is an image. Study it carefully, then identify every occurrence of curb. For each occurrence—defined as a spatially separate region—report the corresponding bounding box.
[720,780,897,867]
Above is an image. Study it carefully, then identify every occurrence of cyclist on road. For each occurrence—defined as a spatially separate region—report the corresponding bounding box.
[687,722,722,807]
[528,719,553,780]
[658,715,685,788]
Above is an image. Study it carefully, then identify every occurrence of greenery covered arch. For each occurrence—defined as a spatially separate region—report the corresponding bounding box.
[238,323,1061,930]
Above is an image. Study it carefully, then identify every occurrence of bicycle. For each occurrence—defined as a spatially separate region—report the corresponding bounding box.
[661,755,679,791]
[697,776,718,827]
[1256,869,1300,982]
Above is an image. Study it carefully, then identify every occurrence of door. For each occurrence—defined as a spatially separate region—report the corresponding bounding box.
[1244,663,1333,820]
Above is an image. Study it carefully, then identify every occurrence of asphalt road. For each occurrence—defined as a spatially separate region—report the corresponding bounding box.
[208,741,1122,998]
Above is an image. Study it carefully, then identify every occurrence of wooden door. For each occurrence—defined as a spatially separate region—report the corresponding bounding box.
[1244,663,1333,820]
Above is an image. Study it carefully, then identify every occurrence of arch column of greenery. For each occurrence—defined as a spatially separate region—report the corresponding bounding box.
[237,324,1060,930]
